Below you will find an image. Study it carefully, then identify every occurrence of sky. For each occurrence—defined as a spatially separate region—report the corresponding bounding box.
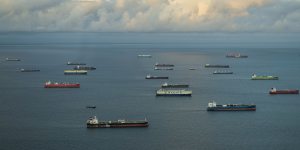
[0,0,300,32]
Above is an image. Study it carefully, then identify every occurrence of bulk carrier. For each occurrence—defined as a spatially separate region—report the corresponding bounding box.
[74,66,96,70]
[251,74,278,80]
[207,101,256,111]
[205,64,230,68]
[161,83,189,88]
[86,116,148,128]
[44,81,80,88]
[269,88,299,94]
[145,75,168,79]
[156,89,192,96]
[64,70,87,75]
[226,53,248,58]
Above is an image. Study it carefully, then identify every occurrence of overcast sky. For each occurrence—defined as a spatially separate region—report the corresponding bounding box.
[0,0,300,32]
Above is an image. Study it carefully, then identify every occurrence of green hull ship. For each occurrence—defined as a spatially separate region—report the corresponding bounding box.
[251,74,278,80]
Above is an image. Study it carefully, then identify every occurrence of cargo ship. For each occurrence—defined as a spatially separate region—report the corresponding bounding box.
[145,75,168,79]
[154,67,173,70]
[44,81,80,88]
[213,70,233,74]
[138,54,152,58]
[269,88,299,94]
[207,101,256,111]
[86,116,148,128]
[226,53,248,58]
[20,69,40,72]
[251,74,278,80]
[156,89,192,96]
[205,64,230,68]
[74,66,96,70]
[67,61,86,65]
[6,58,20,61]
[155,63,174,67]
[64,70,87,75]
[161,82,189,88]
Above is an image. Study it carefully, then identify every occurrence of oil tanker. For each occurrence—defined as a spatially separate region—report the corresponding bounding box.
[269,88,299,94]
[207,101,256,111]
[64,70,87,75]
[44,81,80,88]
[86,116,148,128]
[161,82,189,88]
[145,75,168,79]
[156,89,192,96]
[251,74,278,80]
[205,64,230,68]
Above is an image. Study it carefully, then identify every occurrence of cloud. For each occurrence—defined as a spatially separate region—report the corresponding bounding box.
[0,0,300,32]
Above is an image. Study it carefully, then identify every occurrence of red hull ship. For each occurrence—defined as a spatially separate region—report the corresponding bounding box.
[44,81,80,88]
[269,88,299,94]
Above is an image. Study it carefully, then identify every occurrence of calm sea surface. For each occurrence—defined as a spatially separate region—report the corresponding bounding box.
[0,33,300,150]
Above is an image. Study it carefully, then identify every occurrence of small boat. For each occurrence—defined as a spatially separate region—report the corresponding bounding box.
[67,61,86,65]
[64,70,87,75]
[213,70,233,74]
[44,81,80,88]
[145,75,168,79]
[86,106,96,109]
[154,67,173,70]
[138,54,152,58]
[74,66,96,70]
[19,69,40,72]
[207,101,256,111]
[155,63,174,67]
[226,53,248,58]
[156,89,192,96]
[269,88,299,94]
[251,74,278,80]
[205,64,230,68]
[161,82,189,88]
[86,116,149,128]
[6,58,20,61]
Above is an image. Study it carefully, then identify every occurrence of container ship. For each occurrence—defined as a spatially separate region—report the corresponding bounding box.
[154,67,173,70]
[161,83,189,88]
[269,88,299,94]
[226,53,248,58]
[156,89,192,96]
[6,58,20,61]
[67,61,86,65]
[145,75,168,79]
[213,70,233,74]
[251,74,278,80]
[205,64,230,68]
[20,69,40,72]
[86,116,148,128]
[155,63,174,67]
[138,54,152,58]
[207,101,256,111]
[64,70,87,75]
[44,81,80,88]
[74,66,96,70]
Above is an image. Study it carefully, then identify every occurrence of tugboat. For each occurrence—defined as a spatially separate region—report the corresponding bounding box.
[205,64,230,68]
[74,66,96,70]
[226,53,248,58]
[269,88,299,94]
[20,69,40,72]
[67,61,86,65]
[207,101,256,111]
[145,75,168,79]
[161,82,189,88]
[155,63,174,67]
[6,58,20,61]
[86,116,149,128]
[156,89,192,96]
[213,70,233,74]
[64,70,87,75]
[251,74,278,80]
[44,81,80,88]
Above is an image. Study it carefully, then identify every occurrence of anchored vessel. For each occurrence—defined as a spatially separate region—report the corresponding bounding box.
[20,69,40,72]
[189,68,196,70]
[6,58,20,61]
[154,67,173,70]
[226,53,248,58]
[74,66,96,70]
[205,64,230,68]
[86,116,149,128]
[155,63,174,67]
[64,70,87,75]
[156,89,192,96]
[86,106,96,109]
[161,83,189,88]
[67,61,86,65]
[251,74,278,80]
[213,70,233,74]
[138,54,152,58]
[207,101,256,111]
[44,81,80,88]
[145,75,168,79]
[269,88,299,94]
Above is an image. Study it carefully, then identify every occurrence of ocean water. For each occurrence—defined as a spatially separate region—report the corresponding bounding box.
[0,32,300,150]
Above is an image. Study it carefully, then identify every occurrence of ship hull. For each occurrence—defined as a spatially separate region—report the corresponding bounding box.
[20,69,40,72]
[161,85,189,88]
[44,84,80,88]
[146,77,168,79]
[87,122,148,128]
[74,66,96,70]
[269,90,299,94]
[156,94,192,96]
[205,65,229,68]
[155,64,174,67]
[251,77,278,80]
[207,108,256,111]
